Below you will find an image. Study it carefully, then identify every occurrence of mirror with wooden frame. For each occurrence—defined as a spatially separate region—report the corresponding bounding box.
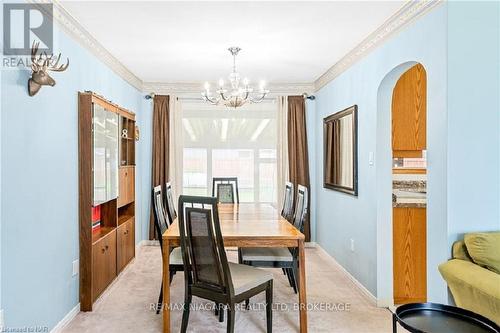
[323,105,358,196]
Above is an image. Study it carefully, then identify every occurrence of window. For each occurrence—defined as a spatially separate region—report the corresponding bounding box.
[182,148,207,196]
[181,101,277,203]
[212,149,254,202]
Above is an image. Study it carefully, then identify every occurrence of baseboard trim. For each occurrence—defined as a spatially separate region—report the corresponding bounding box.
[50,303,80,333]
[305,241,317,248]
[377,299,394,308]
[0,309,4,329]
[315,245,378,306]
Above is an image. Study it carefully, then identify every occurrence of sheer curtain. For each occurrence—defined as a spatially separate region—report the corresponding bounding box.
[178,100,278,204]
[276,96,289,210]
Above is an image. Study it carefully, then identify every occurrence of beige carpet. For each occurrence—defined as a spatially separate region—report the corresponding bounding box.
[63,246,396,333]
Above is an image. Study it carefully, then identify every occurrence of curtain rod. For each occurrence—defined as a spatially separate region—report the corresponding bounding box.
[144,93,315,100]
[177,97,276,102]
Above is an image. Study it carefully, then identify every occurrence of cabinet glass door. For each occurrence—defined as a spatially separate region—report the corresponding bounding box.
[93,104,119,205]
[106,109,119,201]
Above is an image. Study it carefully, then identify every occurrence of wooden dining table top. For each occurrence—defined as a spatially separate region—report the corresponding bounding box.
[162,203,305,245]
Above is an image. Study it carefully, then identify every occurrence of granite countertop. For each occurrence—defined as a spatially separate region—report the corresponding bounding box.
[393,180,427,208]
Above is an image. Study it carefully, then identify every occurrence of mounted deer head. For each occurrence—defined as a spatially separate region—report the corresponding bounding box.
[28,41,69,96]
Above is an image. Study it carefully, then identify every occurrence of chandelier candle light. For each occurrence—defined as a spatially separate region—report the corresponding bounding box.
[202,47,270,108]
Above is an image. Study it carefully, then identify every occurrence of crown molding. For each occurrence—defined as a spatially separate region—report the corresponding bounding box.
[143,82,315,96]
[30,0,143,91]
[314,0,443,91]
[31,0,441,95]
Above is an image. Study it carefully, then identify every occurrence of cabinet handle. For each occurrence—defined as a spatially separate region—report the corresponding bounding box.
[101,248,105,254]
[105,245,109,250]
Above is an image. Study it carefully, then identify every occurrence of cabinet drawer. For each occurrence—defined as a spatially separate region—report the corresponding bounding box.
[117,218,135,273]
[92,230,117,301]
[118,167,135,207]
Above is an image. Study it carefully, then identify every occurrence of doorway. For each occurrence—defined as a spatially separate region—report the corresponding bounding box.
[391,63,427,304]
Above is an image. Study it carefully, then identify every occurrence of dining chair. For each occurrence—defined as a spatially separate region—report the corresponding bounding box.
[152,185,184,314]
[281,181,294,222]
[164,182,177,223]
[212,177,239,203]
[279,182,294,276]
[239,184,308,295]
[178,195,273,333]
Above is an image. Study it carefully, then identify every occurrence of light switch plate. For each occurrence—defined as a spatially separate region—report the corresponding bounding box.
[72,259,79,276]
[350,239,355,252]
[369,152,374,166]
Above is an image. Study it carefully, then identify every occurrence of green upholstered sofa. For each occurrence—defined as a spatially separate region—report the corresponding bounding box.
[438,233,500,325]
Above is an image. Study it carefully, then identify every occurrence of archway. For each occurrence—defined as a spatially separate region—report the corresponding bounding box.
[375,61,424,306]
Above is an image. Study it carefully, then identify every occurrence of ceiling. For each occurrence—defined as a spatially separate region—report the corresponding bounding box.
[60,1,405,84]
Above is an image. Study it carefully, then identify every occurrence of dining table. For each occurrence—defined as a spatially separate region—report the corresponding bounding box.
[161,202,308,332]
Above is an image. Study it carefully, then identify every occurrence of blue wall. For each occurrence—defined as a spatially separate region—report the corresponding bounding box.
[313,1,500,304]
[0,21,146,330]
[447,1,500,242]
[139,98,153,243]
[314,5,448,301]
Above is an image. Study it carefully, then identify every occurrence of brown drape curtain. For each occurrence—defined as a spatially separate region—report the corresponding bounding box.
[287,96,311,241]
[149,95,170,240]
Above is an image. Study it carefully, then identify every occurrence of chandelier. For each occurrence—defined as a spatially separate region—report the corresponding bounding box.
[202,47,269,108]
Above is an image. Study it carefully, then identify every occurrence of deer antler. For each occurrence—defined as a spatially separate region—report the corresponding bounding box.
[47,53,69,72]
[30,40,69,72]
[31,41,44,72]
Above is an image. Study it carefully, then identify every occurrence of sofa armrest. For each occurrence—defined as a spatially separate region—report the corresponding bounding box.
[439,259,500,325]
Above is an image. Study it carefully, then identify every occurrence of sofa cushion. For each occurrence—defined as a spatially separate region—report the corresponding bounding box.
[464,232,500,274]
[452,240,473,262]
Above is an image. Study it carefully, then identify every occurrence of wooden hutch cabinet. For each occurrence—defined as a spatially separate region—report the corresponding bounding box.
[79,92,136,311]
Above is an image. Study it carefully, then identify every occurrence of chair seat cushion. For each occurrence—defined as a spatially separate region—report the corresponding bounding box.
[241,247,293,262]
[169,247,183,265]
[228,262,273,295]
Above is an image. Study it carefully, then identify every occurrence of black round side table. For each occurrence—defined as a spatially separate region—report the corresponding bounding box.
[392,303,500,333]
